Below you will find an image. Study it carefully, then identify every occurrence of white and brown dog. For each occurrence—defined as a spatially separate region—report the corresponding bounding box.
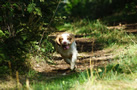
[55,32,78,70]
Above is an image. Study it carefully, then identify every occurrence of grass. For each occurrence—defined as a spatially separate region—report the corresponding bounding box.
[57,19,136,46]
[1,19,137,89]
[30,44,137,89]
[24,72,91,90]
[29,20,137,90]
[74,44,137,90]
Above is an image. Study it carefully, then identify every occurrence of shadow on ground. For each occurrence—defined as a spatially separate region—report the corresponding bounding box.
[31,33,115,79]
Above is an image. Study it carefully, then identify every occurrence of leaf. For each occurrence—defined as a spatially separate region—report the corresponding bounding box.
[0,30,5,37]
[41,48,45,52]
[40,0,44,2]
[22,36,27,41]
[12,3,18,7]
[98,68,102,72]
[35,7,42,16]
[27,3,36,13]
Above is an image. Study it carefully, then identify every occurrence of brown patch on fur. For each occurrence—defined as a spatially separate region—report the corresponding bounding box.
[55,35,62,45]
[55,33,75,45]
[69,34,75,44]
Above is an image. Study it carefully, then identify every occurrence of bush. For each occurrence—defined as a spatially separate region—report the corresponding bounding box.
[0,0,57,75]
[64,0,136,19]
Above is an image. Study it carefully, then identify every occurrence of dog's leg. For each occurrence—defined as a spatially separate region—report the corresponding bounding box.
[64,58,71,64]
[70,61,75,70]
[70,52,77,70]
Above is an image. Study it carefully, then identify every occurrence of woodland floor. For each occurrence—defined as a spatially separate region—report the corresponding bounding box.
[33,34,115,78]
[32,23,137,78]
[0,23,137,89]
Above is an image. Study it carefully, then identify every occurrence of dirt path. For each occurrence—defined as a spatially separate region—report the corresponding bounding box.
[32,33,116,79]
[33,23,137,78]
[30,23,137,79]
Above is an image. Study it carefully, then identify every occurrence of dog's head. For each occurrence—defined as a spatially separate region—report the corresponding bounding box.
[55,33,75,50]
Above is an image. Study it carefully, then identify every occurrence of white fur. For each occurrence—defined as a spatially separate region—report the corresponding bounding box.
[55,33,78,70]
[61,33,71,45]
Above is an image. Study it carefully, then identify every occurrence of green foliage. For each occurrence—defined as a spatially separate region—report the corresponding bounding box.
[0,30,5,37]
[0,0,57,74]
[61,19,134,47]
[76,20,108,34]
[27,3,42,16]
[28,70,94,90]
[118,44,137,73]
[96,44,137,81]
[27,3,37,13]
[23,44,137,90]
[62,0,137,23]
[30,73,78,90]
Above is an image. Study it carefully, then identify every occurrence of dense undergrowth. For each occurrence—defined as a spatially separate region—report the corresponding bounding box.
[0,0,56,75]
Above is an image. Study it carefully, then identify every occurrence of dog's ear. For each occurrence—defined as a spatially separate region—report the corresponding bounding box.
[69,34,75,44]
[55,34,61,45]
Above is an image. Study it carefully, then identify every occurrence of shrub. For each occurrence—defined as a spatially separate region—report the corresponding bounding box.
[0,0,57,75]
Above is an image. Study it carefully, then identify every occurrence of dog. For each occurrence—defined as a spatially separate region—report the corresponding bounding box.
[55,32,78,70]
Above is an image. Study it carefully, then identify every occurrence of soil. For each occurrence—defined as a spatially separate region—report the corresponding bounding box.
[32,33,115,79]
[33,23,137,78]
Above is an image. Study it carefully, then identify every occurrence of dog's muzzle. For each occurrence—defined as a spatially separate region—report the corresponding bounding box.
[62,44,70,50]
